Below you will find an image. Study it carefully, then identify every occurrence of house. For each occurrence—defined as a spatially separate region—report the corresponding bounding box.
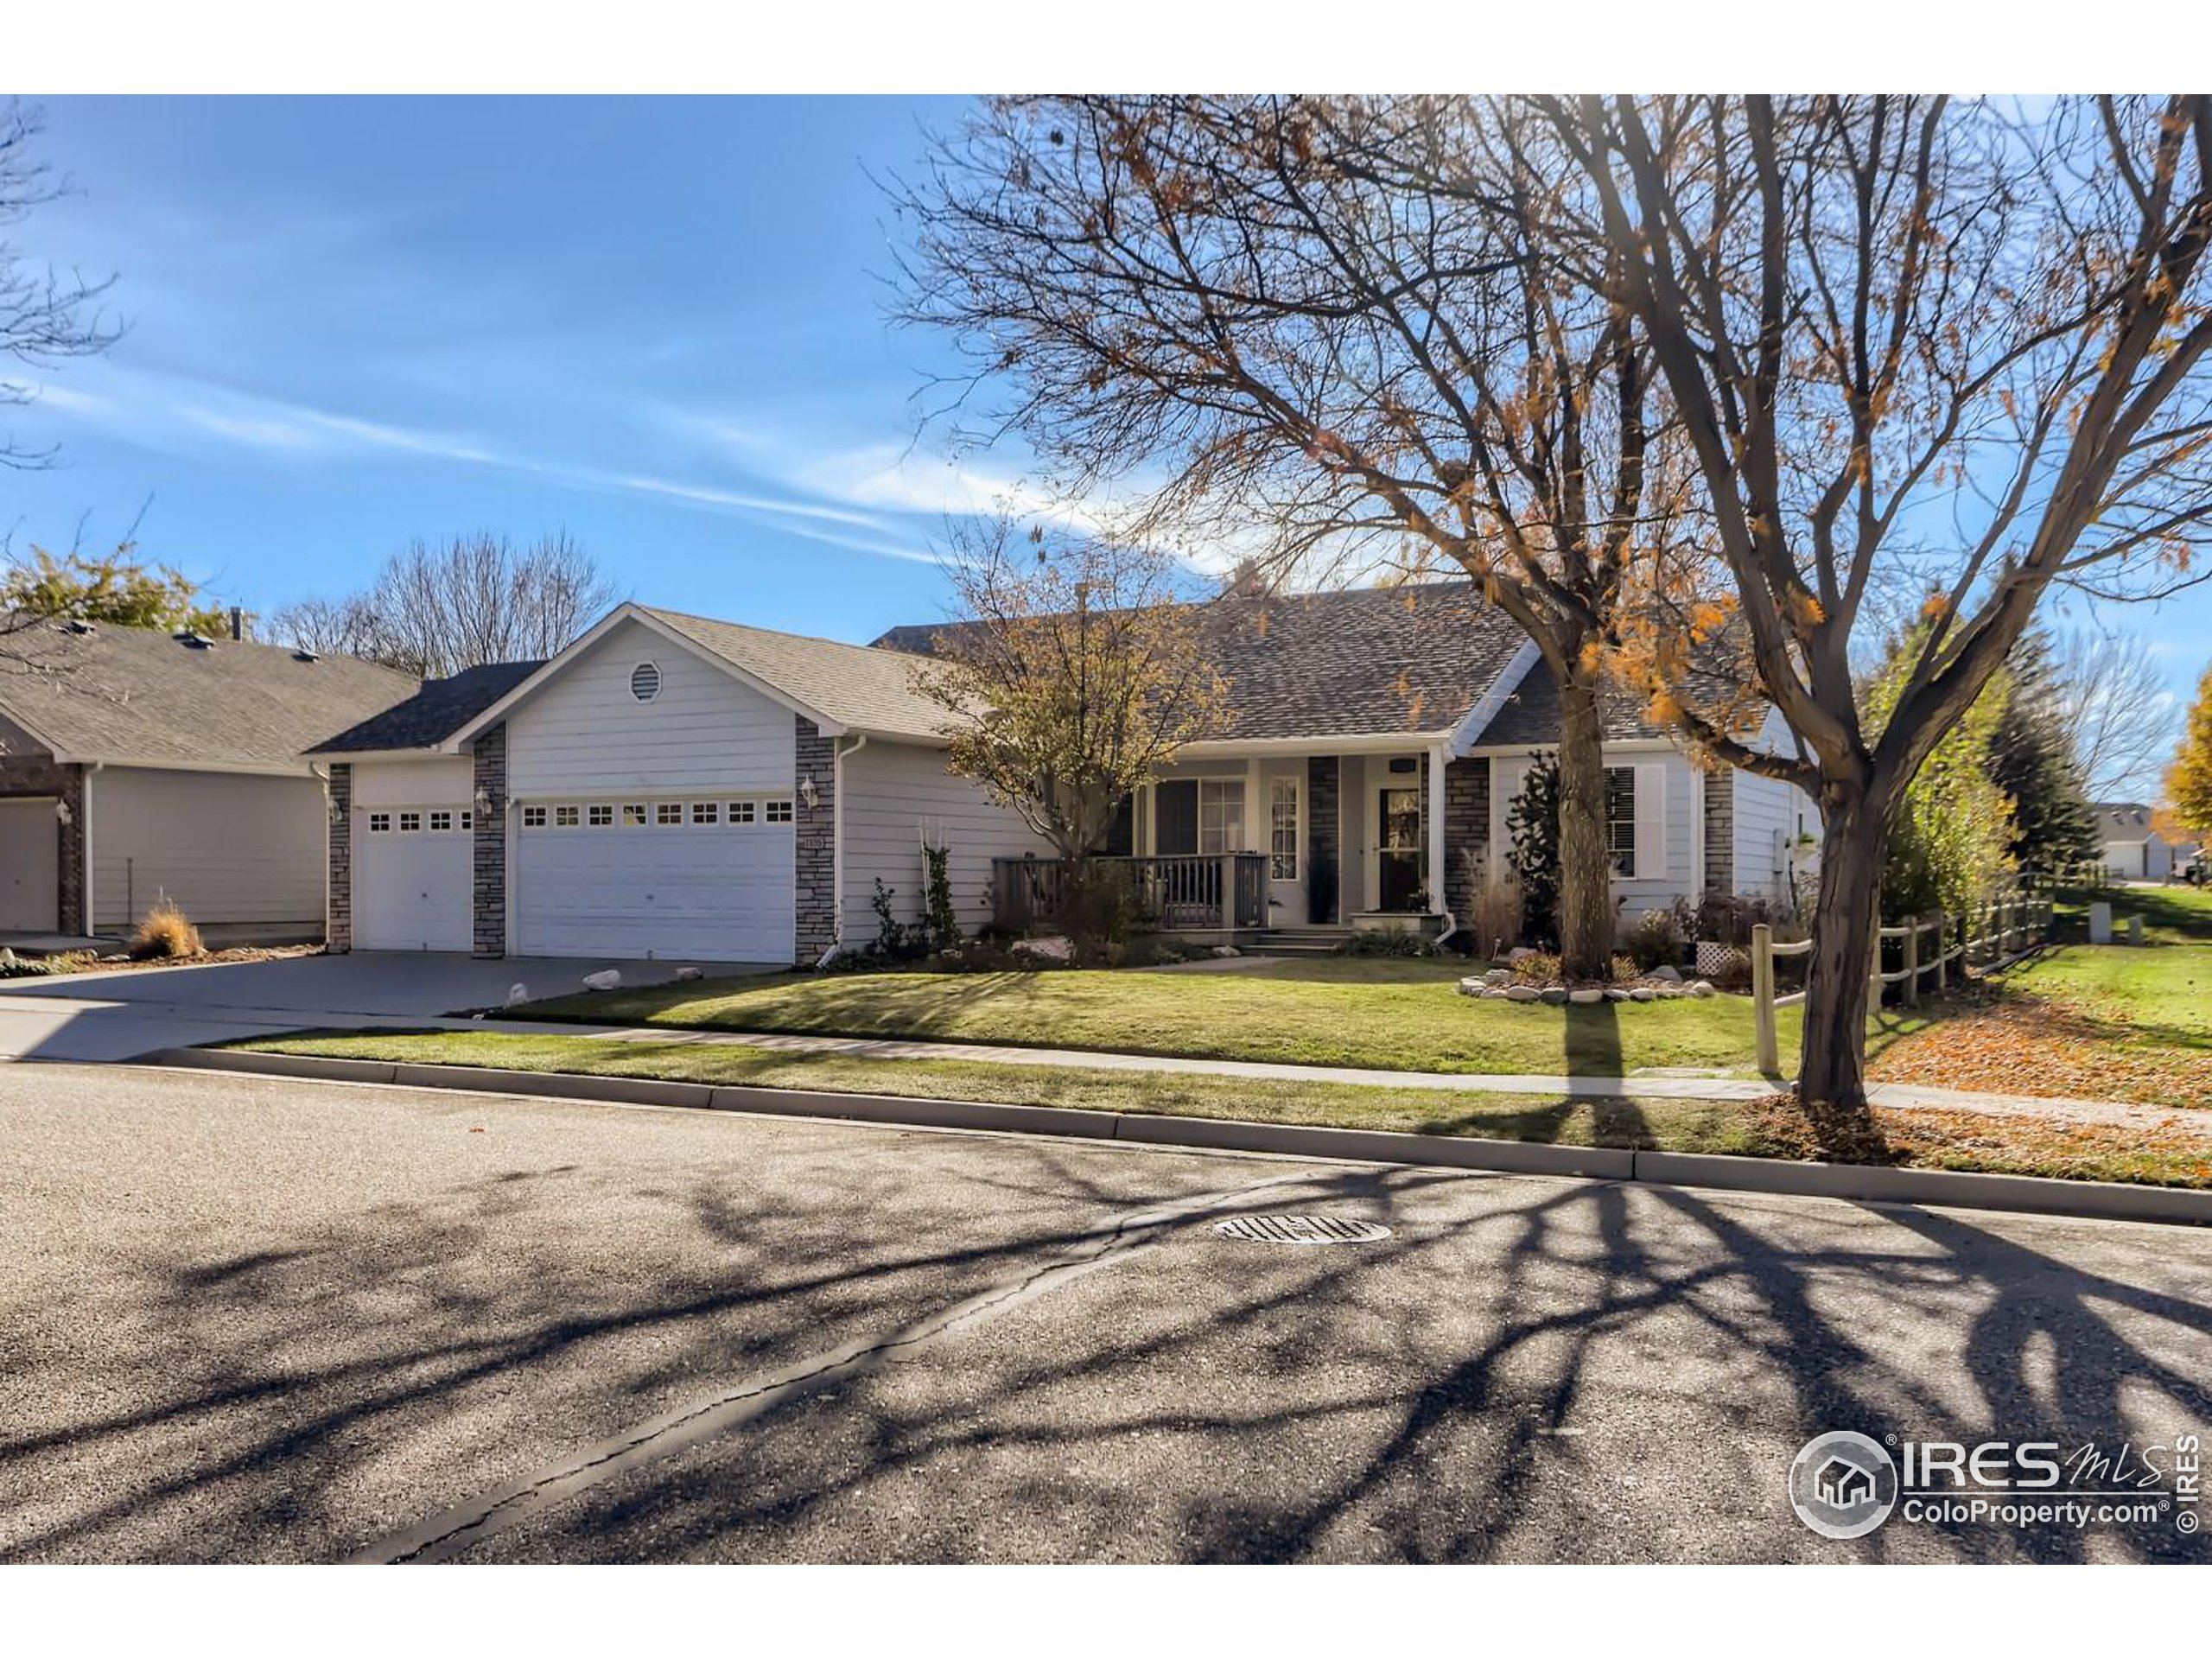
[0,615,418,938]
[2095,803,2173,882]
[314,586,1815,964]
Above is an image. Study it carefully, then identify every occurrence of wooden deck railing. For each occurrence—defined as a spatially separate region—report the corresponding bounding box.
[991,853,1270,934]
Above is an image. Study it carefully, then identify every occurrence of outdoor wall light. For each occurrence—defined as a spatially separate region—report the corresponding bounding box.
[474,785,499,817]
[798,777,821,811]
[54,799,73,828]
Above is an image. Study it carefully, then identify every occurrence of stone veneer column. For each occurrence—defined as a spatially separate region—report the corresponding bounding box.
[1701,766,1733,898]
[326,762,353,952]
[472,723,507,957]
[1443,755,1491,925]
[1305,755,1340,923]
[793,715,837,965]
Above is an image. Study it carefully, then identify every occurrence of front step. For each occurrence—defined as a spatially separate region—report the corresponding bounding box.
[1249,926,1355,957]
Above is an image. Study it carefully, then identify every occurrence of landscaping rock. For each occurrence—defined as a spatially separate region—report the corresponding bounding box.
[505,982,530,1007]
[1505,984,1541,1002]
[1649,964,1683,983]
[1482,987,1511,1000]
[1605,987,1631,1001]
[1656,984,1685,998]
[1629,986,1656,1002]
[581,969,622,993]
[1483,967,1512,986]
[1014,936,1074,963]
[1457,976,1487,996]
[1211,945,1241,959]
[673,965,704,982]
[1506,946,1539,965]
[1688,980,1716,998]
[1539,986,1569,1005]
[1568,987,1605,1005]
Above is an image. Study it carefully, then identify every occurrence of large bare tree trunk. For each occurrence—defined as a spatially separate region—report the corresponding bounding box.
[1556,669,1614,982]
[1796,792,1888,1109]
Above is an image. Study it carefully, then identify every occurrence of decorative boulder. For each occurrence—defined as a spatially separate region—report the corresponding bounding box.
[581,969,622,993]
[1568,987,1605,1005]
[1014,936,1075,963]
[1688,980,1716,998]
[1505,984,1541,1003]
[504,982,530,1007]
[1605,987,1631,1002]
[673,964,704,982]
[1212,944,1241,959]
[1628,986,1656,1002]
[1539,986,1570,1005]
[1506,946,1540,966]
[1483,967,1512,986]
[1484,987,1512,1000]
[1458,976,1488,997]
[1649,964,1683,984]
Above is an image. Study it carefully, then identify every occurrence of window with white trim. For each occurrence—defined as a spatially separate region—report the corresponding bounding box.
[556,804,581,828]
[621,803,649,827]
[367,812,391,833]
[1268,777,1299,880]
[656,802,683,826]
[1605,767,1637,878]
[764,798,794,823]
[522,805,547,829]
[588,804,613,828]
[1198,779,1244,855]
[428,810,454,833]
[690,801,719,825]
[729,800,757,824]
[460,810,473,832]
[397,810,423,833]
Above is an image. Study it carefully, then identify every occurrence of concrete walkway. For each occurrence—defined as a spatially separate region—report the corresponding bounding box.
[456,1016,2186,1130]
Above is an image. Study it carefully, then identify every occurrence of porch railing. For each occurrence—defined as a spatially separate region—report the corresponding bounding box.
[991,853,1270,934]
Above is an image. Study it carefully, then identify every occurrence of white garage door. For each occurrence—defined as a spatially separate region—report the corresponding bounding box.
[514,795,794,962]
[0,797,59,931]
[354,805,473,952]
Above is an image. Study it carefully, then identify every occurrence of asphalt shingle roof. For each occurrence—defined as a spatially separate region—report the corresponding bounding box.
[0,616,419,769]
[639,606,955,741]
[876,581,1535,743]
[308,660,544,755]
[2094,804,2158,841]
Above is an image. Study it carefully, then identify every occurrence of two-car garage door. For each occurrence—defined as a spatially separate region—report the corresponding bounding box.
[513,795,794,961]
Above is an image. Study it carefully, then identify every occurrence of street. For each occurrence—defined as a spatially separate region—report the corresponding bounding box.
[3,1064,2209,1563]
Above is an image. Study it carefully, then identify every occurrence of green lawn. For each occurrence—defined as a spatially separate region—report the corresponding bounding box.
[226,1027,2212,1188]
[516,957,1818,1078]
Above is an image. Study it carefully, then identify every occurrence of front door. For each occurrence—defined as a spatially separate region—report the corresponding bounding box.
[1378,786,1423,911]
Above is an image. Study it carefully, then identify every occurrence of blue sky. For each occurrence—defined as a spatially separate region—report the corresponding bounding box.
[6,94,2207,781]
[6,95,1023,640]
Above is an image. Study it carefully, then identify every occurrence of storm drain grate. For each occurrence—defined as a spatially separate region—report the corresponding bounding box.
[1212,1214,1393,1246]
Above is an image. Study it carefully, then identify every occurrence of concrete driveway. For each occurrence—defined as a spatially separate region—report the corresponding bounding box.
[3,1064,2208,1563]
[0,951,780,1062]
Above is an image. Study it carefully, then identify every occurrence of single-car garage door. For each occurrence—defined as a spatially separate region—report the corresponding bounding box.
[0,797,59,931]
[354,805,474,951]
[514,795,794,961]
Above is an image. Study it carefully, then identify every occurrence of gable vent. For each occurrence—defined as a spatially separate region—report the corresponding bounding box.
[629,661,662,702]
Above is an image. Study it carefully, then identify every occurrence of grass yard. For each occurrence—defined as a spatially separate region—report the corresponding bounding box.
[227,1027,2212,1188]
[518,957,1845,1078]
[1870,884,2212,1109]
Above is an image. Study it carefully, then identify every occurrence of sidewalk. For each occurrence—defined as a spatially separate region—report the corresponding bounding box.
[454,1014,2183,1130]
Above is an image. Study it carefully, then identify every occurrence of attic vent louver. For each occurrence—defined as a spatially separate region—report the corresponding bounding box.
[629,661,662,702]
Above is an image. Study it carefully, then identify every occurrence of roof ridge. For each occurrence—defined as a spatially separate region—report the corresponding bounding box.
[639,603,937,665]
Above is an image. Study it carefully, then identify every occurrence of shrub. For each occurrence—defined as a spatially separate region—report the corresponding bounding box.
[921,841,959,952]
[1338,927,1438,957]
[1507,950,1562,984]
[867,879,931,963]
[1466,861,1524,960]
[129,899,203,961]
[1505,753,1561,949]
[1625,907,1684,972]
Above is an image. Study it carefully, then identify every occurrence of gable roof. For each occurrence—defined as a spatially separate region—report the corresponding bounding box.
[876,581,1536,745]
[2095,803,2163,842]
[0,615,418,771]
[639,607,951,741]
[308,660,544,755]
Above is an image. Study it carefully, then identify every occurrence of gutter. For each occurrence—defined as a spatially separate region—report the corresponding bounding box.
[825,731,869,963]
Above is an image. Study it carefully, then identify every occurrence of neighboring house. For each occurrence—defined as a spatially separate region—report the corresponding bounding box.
[2095,803,2172,882]
[0,616,417,938]
[313,586,1815,964]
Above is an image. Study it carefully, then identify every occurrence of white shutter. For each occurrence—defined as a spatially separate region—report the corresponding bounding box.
[1634,762,1667,880]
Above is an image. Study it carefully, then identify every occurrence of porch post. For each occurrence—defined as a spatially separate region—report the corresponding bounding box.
[1426,744,1446,917]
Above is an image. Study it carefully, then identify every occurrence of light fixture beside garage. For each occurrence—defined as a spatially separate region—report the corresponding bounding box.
[798,776,820,812]
[629,662,661,702]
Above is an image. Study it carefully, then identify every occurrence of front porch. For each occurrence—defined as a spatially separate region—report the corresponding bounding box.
[990,745,1485,940]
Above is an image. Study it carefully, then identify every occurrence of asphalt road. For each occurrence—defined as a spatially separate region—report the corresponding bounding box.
[3,1064,2209,1564]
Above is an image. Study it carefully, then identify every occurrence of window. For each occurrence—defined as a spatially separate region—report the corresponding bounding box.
[1197,779,1244,854]
[367,812,391,834]
[764,798,794,823]
[428,810,454,833]
[656,802,683,826]
[1605,767,1637,878]
[522,806,546,829]
[621,803,649,827]
[690,801,719,825]
[397,811,423,833]
[588,804,613,827]
[460,810,474,833]
[556,804,581,828]
[629,661,661,702]
[729,799,757,825]
[1268,777,1299,880]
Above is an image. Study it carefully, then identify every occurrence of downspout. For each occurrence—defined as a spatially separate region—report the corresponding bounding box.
[1430,742,1459,948]
[824,732,869,963]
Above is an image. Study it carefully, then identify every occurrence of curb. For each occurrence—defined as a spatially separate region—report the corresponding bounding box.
[140,1046,2210,1229]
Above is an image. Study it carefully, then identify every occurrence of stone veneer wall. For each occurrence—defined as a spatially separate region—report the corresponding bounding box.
[1443,755,1491,926]
[472,723,507,957]
[325,762,353,952]
[793,715,836,965]
[1306,755,1339,923]
[1702,766,1733,898]
[0,721,85,935]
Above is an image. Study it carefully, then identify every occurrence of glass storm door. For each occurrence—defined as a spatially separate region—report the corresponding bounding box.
[1378,786,1423,911]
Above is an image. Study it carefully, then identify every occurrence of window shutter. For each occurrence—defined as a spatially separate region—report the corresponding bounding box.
[1634,762,1667,880]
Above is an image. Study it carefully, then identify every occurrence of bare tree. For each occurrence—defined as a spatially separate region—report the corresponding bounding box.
[893,97,1713,980]
[0,99,118,471]
[267,531,619,678]
[1541,95,2212,1108]
[2055,625,2181,800]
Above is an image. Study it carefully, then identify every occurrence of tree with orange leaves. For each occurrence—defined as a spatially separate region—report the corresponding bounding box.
[2168,664,2212,838]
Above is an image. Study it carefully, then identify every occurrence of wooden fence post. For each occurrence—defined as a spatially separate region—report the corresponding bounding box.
[1752,923,1778,1076]
[1904,916,1921,1007]
[1933,910,1947,994]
